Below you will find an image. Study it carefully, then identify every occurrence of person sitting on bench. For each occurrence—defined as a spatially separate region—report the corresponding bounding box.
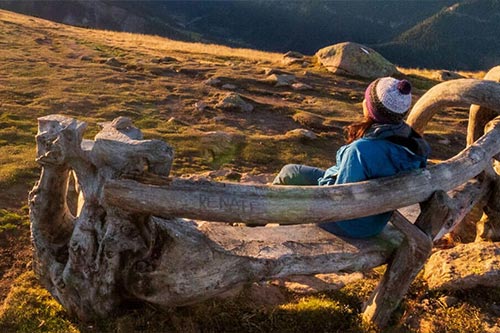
[273,77,430,238]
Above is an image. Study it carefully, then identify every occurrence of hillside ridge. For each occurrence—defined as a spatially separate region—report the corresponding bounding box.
[1,0,499,70]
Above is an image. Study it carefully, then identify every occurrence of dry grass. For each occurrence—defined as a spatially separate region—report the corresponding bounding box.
[92,31,284,63]
[0,8,496,333]
[0,10,283,65]
[398,67,486,80]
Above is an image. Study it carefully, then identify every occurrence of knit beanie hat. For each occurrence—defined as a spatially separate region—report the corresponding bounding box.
[364,77,412,124]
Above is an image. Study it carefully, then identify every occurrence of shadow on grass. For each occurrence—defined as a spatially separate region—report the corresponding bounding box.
[0,271,378,333]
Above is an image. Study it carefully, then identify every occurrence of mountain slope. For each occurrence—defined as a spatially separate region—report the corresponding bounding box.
[147,1,454,52]
[6,0,496,69]
[377,0,500,70]
[0,0,200,42]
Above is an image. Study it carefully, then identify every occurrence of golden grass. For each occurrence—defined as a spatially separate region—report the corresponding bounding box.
[0,7,496,333]
[398,66,486,80]
[0,9,283,64]
[0,146,37,184]
[94,32,284,63]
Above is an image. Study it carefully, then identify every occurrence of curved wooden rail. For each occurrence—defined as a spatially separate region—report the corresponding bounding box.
[467,67,500,145]
[104,117,500,225]
[407,79,500,134]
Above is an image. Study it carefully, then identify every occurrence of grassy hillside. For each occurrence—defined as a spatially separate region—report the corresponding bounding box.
[3,0,499,70]
[0,9,496,333]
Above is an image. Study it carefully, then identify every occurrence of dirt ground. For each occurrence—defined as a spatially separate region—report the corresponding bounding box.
[0,179,33,303]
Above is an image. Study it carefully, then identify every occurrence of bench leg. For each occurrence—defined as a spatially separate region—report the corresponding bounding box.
[362,211,433,327]
[476,166,500,241]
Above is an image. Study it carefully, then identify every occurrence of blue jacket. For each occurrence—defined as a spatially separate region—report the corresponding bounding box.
[318,122,429,238]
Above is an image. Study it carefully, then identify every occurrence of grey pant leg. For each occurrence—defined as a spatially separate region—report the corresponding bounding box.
[273,164,325,185]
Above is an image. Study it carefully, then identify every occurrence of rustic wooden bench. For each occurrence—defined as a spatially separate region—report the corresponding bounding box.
[29,78,500,327]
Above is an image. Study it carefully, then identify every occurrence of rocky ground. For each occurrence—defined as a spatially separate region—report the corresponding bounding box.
[0,9,498,333]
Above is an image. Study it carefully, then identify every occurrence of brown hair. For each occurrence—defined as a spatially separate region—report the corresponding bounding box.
[344,116,375,144]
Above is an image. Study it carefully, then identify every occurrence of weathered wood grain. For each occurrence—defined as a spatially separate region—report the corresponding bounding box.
[407,79,500,134]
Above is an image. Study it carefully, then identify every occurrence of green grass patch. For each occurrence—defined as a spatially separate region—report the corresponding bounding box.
[241,135,338,172]
[161,132,339,175]
[92,43,128,58]
[0,271,79,333]
[421,304,484,333]
[0,145,38,185]
[90,285,373,333]
[270,295,364,332]
[0,209,28,234]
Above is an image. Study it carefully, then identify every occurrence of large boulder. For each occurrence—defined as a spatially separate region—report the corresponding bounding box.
[423,242,500,290]
[315,42,399,79]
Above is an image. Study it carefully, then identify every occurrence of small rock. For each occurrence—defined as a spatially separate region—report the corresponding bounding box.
[149,67,174,76]
[282,57,304,66]
[434,70,465,81]
[98,117,142,140]
[292,82,313,91]
[216,93,254,112]
[245,282,287,307]
[292,111,326,130]
[158,56,178,64]
[194,101,208,111]
[205,77,221,86]
[105,57,123,67]
[285,128,317,140]
[194,168,237,180]
[166,117,186,127]
[221,84,237,90]
[212,169,234,178]
[267,74,296,87]
[80,55,92,61]
[176,67,201,76]
[282,51,305,66]
[201,131,236,158]
[35,36,52,45]
[263,67,281,76]
[284,51,305,59]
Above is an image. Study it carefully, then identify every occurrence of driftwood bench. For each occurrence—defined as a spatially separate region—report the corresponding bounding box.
[29,77,500,328]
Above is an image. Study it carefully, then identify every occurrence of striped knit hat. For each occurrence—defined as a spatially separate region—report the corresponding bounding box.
[364,77,412,124]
